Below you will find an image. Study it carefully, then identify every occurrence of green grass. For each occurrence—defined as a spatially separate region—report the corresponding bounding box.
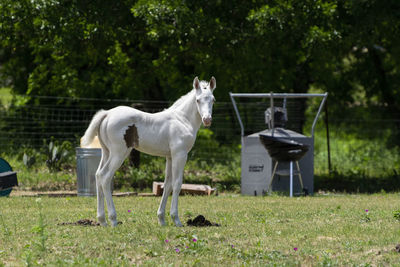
[1,194,400,266]
[0,152,76,191]
[313,131,400,178]
[312,127,400,192]
[0,150,241,193]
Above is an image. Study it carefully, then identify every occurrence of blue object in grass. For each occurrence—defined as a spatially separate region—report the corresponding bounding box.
[0,158,18,197]
[0,188,12,197]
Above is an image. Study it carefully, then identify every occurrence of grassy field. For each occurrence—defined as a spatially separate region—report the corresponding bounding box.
[1,194,400,266]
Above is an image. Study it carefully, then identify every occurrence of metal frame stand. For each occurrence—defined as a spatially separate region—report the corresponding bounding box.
[269,160,304,197]
[229,92,328,139]
[230,92,327,197]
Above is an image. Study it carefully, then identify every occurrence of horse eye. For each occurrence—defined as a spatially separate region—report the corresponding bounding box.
[196,99,200,103]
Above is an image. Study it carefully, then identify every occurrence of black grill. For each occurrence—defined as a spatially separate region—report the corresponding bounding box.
[259,134,309,162]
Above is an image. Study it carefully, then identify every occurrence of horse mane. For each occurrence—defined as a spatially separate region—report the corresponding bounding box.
[168,89,195,110]
[168,81,209,111]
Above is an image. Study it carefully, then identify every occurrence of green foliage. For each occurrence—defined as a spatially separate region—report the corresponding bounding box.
[23,152,36,169]
[43,140,72,172]
[314,130,400,178]
[114,156,165,191]
[190,128,221,161]
[1,0,399,108]
[0,87,12,107]
[1,0,400,159]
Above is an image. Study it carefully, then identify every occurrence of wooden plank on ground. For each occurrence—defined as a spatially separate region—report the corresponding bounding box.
[138,192,156,197]
[113,192,138,197]
[152,182,215,196]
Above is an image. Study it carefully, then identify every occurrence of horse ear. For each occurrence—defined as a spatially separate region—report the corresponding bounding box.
[193,77,200,91]
[209,76,216,91]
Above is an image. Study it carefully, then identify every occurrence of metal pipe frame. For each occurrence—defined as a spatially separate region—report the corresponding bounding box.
[229,92,328,137]
[229,93,327,98]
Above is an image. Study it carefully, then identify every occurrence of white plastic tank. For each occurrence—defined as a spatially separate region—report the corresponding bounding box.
[241,128,314,196]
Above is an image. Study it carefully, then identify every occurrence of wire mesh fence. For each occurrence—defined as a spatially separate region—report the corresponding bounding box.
[1,94,399,176]
[0,94,243,163]
[0,95,313,147]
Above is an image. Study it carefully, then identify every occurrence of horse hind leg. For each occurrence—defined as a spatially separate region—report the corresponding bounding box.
[95,146,109,226]
[98,148,131,227]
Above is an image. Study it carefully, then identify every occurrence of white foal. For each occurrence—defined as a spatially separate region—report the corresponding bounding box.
[81,77,216,227]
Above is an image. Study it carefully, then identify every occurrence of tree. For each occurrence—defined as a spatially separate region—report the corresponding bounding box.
[1,0,399,138]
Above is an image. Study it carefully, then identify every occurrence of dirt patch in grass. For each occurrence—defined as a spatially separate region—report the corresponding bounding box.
[58,219,100,226]
[186,215,220,227]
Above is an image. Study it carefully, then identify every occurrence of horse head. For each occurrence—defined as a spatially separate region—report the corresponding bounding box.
[193,76,216,127]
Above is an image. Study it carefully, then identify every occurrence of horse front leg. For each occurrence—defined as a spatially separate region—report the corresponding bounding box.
[157,157,172,226]
[170,152,187,227]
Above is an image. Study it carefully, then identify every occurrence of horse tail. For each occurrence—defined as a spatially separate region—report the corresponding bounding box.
[81,110,108,147]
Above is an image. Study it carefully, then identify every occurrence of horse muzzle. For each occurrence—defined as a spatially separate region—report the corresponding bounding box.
[202,116,212,127]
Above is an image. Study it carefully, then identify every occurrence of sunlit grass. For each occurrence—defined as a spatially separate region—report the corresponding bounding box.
[314,131,400,177]
[1,194,400,265]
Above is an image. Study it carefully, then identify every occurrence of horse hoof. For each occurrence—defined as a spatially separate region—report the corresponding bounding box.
[158,213,166,226]
[171,214,183,227]
[110,221,118,227]
[98,218,107,226]
[174,221,183,227]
